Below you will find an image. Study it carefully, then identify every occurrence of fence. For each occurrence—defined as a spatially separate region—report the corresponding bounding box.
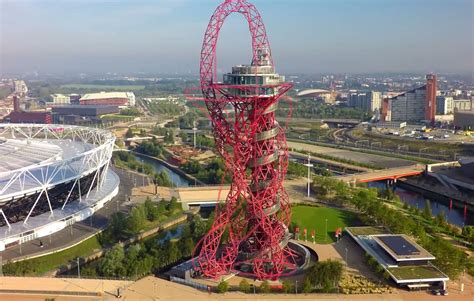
[170,276,208,291]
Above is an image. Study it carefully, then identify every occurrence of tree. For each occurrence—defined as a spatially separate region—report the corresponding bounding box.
[306,260,343,291]
[239,279,250,293]
[217,280,229,293]
[144,197,159,221]
[101,211,128,244]
[127,206,146,234]
[179,132,188,143]
[302,278,313,293]
[178,237,195,257]
[435,210,447,228]
[259,280,271,293]
[164,129,175,144]
[154,171,172,187]
[168,241,182,265]
[422,200,432,220]
[98,244,125,277]
[125,128,134,138]
[191,215,207,240]
[167,196,182,214]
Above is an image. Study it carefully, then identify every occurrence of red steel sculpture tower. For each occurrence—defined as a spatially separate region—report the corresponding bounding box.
[193,0,295,280]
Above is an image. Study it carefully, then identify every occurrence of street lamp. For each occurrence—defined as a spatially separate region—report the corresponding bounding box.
[325,218,328,243]
[77,257,81,278]
[193,121,198,149]
[303,154,313,198]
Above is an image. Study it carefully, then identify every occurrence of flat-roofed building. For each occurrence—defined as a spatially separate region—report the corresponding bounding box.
[436,96,453,115]
[453,99,472,111]
[348,91,381,113]
[454,110,474,129]
[346,227,449,290]
[381,74,437,124]
[51,93,70,104]
[13,80,28,96]
[52,105,119,124]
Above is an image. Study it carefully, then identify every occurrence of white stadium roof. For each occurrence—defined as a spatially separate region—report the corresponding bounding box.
[80,92,132,101]
[296,89,331,97]
[0,140,61,173]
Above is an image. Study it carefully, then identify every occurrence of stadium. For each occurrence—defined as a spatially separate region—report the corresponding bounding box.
[0,124,119,251]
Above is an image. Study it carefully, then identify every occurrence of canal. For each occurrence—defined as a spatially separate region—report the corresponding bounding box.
[133,153,190,187]
[368,181,472,227]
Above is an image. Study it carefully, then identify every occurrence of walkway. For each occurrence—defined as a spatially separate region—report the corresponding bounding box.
[336,165,425,184]
[0,276,131,300]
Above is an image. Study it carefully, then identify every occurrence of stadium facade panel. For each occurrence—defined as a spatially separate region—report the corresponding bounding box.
[0,124,119,251]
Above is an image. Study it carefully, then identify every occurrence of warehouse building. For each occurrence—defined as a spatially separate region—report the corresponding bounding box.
[52,105,119,124]
[454,110,474,130]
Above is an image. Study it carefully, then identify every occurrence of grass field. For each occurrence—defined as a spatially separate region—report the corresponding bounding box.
[346,226,389,236]
[60,84,146,91]
[388,265,447,280]
[23,235,101,275]
[100,114,136,120]
[291,205,359,243]
[0,86,11,99]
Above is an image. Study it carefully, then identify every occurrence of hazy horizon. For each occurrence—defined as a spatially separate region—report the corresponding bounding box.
[1,0,473,76]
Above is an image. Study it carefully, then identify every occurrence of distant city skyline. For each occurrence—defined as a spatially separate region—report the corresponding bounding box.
[1,0,473,76]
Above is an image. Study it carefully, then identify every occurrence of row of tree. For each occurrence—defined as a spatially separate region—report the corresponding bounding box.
[86,213,211,279]
[100,197,182,245]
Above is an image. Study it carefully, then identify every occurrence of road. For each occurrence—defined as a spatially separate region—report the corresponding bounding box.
[288,141,416,169]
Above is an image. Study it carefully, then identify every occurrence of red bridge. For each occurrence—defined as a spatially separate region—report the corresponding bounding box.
[336,165,425,184]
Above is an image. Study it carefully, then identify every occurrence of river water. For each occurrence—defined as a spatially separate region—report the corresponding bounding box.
[133,153,190,187]
[368,182,472,227]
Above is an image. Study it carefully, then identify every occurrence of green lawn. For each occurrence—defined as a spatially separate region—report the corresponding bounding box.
[100,114,136,120]
[0,86,11,99]
[60,84,145,91]
[16,235,101,275]
[291,205,359,243]
[346,226,389,236]
[388,265,447,280]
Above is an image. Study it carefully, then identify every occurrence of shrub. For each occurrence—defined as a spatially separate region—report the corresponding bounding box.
[239,279,250,293]
[302,278,313,293]
[259,280,271,293]
[217,280,229,294]
[282,280,293,293]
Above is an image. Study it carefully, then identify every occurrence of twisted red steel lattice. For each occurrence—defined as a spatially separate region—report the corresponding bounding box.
[193,0,294,280]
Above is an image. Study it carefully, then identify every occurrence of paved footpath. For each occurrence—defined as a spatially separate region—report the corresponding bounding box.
[121,276,473,301]
[0,276,131,300]
[0,273,470,300]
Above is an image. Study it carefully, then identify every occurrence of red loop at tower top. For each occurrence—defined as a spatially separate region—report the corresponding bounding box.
[200,0,274,91]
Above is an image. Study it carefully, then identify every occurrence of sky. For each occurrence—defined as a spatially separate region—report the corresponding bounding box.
[0,0,473,75]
